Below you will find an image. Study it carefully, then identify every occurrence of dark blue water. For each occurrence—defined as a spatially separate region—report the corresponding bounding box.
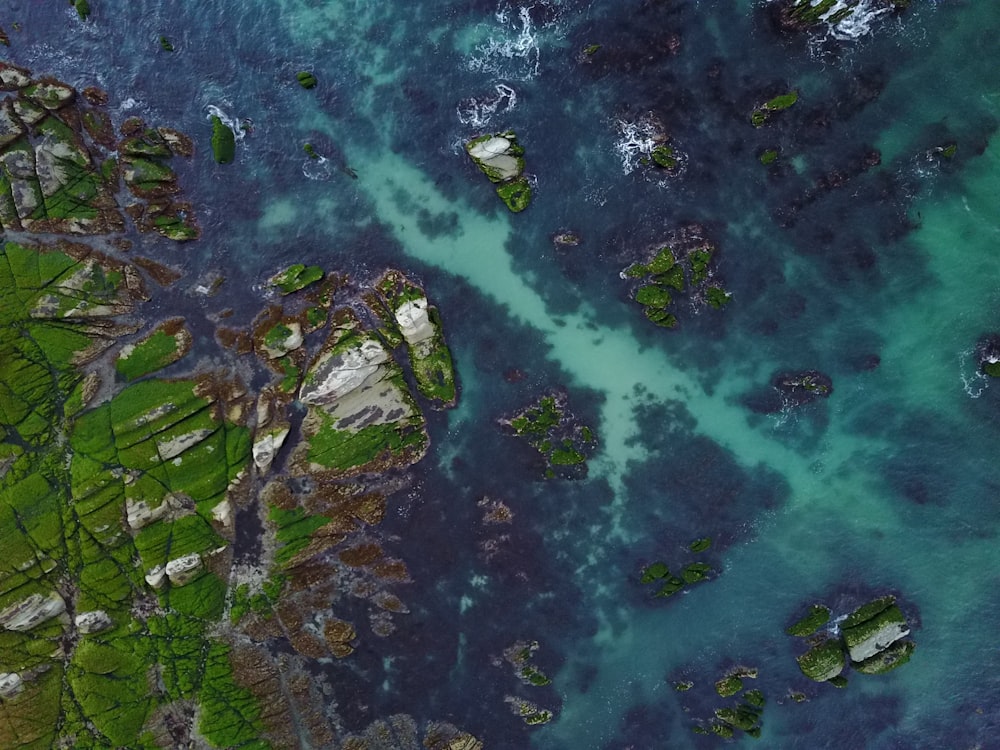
[5,0,1000,747]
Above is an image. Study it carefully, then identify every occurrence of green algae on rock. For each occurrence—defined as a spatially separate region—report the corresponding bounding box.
[501,391,597,479]
[787,594,915,684]
[296,71,317,89]
[505,640,553,687]
[465,130,533,212]
[622,226,731,328]
[115,318,192,381]
[751,91,798,128]
[785,604,831,636]
[210,115,235,164]
[0,65,199,241]
[796,638,846,682]
[371,269,457,407]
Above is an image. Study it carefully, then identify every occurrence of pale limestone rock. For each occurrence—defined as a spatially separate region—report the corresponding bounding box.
[0,592,66,632]
[156,428,214,461]
[846,620,910,662]
[165,553,202,586]
[0,100,25,149]
[0,672,23,699]
[467,136,521,180]
[262,322,303,359]
[252,428,289,474]
[300,339,390,405]
[394,298,434,345]
[145,565,166,589]
[211,499,233,529]
[74,610,112,634]
[0,64,31,89]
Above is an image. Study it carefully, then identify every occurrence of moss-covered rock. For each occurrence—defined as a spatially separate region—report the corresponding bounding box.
[465,131,532,213]
[786,604,831,637]
[296,71,317,89]
[501,391,597,479]
[796,638,845,682]
[115,318,192,381]
[210,115,235,164]
[842,604,909,662]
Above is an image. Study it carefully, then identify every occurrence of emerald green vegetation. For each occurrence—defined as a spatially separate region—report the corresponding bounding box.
[296,71,318,88]
[983,360,1000,377]
[787,594,915,684]
[159,35,174,51]
[211,115,236,164]
[465,131,532,212]
[796,638,845,682]
[72,0,91,20]
[785,604,831,636]
[0,240,267,748]
[496,176,532,212]
[715,676,743,697]
[689,537,712,553]
[115,320,192,381]
[622,239,730,328]
[583,43,601,55]
[373,269,457,407]
[759,148,779,165]
[303,142,319,159]
[751,91,799,127]
[637,538,714,599]
[505,640,553,688]
[505,392,597,478]
[650,144,679,169]
[681,667,764,739]
[269,263,325,294]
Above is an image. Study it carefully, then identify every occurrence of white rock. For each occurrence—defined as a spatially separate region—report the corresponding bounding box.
[165,554,203,586]
[262,322,303,359]
[252,428,289,474]
[847,621,910,662]
[0,672,23,699]
[74,610,112,634]
[300,339,390,405]
[211,499,233,529]
[467,136,511,161]
[394,298,435,345]
[0,592,66,632]
[145,565,166,589]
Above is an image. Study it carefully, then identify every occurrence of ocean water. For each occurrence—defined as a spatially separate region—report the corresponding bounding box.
[5,0,1000,747]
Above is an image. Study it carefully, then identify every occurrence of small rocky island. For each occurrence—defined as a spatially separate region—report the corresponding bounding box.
[789,595,916,685]
[465,130,532,212]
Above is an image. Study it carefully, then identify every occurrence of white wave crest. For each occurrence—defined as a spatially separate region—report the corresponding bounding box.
[779,0,893,42]
[457,84,518,128]
[613,116,662,175]
[467,5,541,81]
[206,105,248,143]
[960,348,990,399]
[302,155,332,181]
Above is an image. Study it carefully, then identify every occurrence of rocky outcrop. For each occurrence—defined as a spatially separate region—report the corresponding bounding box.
[74,610,112,634]
[0,672,23,699]
[0,592,66,631]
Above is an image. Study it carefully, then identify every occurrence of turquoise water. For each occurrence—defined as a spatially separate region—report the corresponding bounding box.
[7,0,1000,747]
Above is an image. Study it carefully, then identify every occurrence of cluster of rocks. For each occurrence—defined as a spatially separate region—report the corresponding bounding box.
[0,63,199,239]
[790,595,915,685]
